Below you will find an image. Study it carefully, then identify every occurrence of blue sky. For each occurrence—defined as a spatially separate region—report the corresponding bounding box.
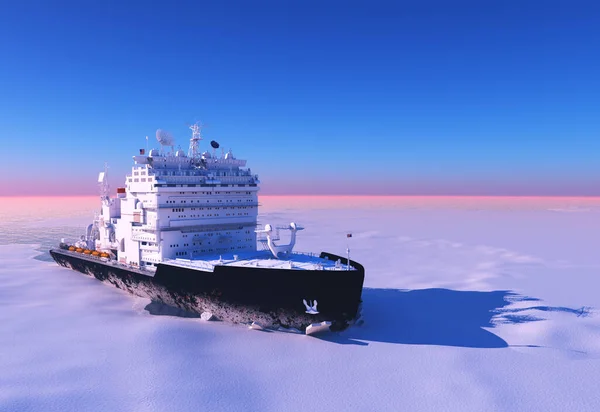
[1,0,599,196]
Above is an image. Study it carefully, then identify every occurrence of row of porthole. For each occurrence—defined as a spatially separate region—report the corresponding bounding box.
[191,245,251,254]
[168,213,251,218]
[172,238,252,248]
[175,199,253,204]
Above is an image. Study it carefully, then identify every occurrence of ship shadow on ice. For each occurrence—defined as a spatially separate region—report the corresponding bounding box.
[320,288,590,348]
[140,288,591,348]
[144,301,201,318]
[319,288,512,347]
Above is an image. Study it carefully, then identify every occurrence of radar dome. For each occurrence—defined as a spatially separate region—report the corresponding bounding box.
[175,149,186,157]
[202,151,212,158]
[156,129,175,147]
[149,149,160,156]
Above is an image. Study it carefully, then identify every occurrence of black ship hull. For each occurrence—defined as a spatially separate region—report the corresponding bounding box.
[49,248,365,332]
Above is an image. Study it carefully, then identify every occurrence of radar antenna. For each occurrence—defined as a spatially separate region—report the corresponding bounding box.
[188,122,203,158]
[98,162,110,203]
[210,140,220,158]
[155,129,175,154]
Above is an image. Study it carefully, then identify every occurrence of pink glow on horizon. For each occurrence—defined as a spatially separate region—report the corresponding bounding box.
[259,176,600,197]
[0,196,100,223]
[257,195,600,211]
[0,179,94,197]
[2,196,600,221]
[3,174,600,197]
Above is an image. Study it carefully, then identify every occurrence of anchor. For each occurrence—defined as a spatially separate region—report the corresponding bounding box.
[303,299,319,315]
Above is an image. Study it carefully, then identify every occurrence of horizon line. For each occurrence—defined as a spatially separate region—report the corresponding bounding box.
[2,194,600,199]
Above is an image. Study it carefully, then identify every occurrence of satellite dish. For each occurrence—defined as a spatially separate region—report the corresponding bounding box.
[210,140,220,149]
[156,129,175,147]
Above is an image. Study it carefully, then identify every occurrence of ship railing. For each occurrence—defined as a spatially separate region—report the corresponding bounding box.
[205,159,247,167]
[159,175,253,184]
[160,177,206,184]
[290,251,357,271]
[289,251,319,258]
[256,233,280,242]
[218,177,253,183]
[167,216,257,229]
[155,202,259,209]
[140,257,161,265]
[163,258,215,272]
[131,233,157,242]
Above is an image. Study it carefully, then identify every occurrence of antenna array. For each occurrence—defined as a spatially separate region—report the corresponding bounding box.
[188,122,203,158]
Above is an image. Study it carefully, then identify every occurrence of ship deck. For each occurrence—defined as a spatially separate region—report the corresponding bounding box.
[165,250,356,272]
[52,247,356,274]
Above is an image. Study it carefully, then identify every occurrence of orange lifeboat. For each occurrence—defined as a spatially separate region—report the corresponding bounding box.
[76,248,83,253]
[92,251,100,256]
[83,249,91,254]
[68,246,76,251]
[100,253,109,258]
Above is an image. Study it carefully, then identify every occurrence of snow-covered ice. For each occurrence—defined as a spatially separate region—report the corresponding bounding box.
[2,196,600,411]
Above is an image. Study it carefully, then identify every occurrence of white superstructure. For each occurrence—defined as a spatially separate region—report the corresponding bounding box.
[90,125,259,267]
[77,124,355,273]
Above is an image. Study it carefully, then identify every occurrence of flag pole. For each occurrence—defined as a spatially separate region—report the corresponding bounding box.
[346,246,350,271]
[346,232,352,271]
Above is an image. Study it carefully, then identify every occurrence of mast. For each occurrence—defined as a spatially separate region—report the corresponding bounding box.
[98,162,111,204]
[346,247,350,271]
[188,122,203,159]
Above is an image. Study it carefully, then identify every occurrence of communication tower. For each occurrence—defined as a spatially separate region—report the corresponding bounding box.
[188,122,203,158]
